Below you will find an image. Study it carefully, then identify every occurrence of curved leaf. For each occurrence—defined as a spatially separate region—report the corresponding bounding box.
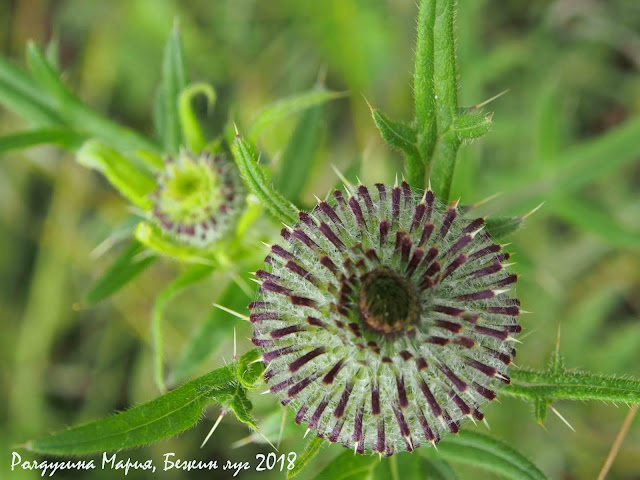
[286,437,325,479]
[24,357,256,456]
[427,431,547,480]
[0,128,86,155]
[310,451,378,480]
[248,88,343,141]
[84,239,156,305]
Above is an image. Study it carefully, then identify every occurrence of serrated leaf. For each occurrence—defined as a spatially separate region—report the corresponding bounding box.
[160,22,189,153]
[232,133,299,225]
[77,140,157,210]
[0,128,86,155]
[504,367,640,405]
[152,264,215,391]
[274,103,324,203]
[84,240,156,305]
[453,112,493,140]
[427,431,547,480]
[24,358,254,455]
[310,451,378,480]
[371,107,418,154]
[286,437,325,479]
[248,89,343,141]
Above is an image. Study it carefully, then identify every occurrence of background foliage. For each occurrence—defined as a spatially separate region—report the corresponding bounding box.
[1,0,640,478]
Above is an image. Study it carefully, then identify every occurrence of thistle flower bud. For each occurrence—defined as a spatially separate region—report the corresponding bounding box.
[150,151,244,247]
[251,182,520,455]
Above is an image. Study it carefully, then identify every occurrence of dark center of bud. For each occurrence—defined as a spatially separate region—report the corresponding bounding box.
[358,267,420,335]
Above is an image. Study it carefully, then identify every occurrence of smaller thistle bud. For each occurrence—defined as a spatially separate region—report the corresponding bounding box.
[150,151,244,247]
[251,182,521,455]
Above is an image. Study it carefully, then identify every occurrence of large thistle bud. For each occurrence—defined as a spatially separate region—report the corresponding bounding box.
[250,181,520,455]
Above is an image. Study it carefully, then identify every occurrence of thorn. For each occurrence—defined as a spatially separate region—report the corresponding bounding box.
[406,436,414,450]
[394,173,399,188]
[330,164,354,193]
[255,427,279,452]
[483,418,491,430]
[282,223,293,232]
[378,452,383,460]
[521,202,545,220]
[430,440,438,451]
[233,328,237,361]
[231,435,255,449]
[277,407,287,449]
[469,89,509,111]
[361,93,374,112]
[261,241,271,249]
[494,288,511,296]
[401,173,406,183]
[233,123,240,136]
[465,191,503,210]
[549,404,576,432]
[555,324,562,357]
[495,372,510,382]
[468,415,477,426]
[355,175,364,186]
[260,389,271,395]
[304,428,311,438]
[250,278,263,286]
[537,420,549,433]
[427,179,432,191]
[451,198,461,208]
[506,336,522,344]
[201,410,226,448]
[249,356,265,365]
[212,303,250,322]
[354,442,358,455]
[313,194,322,204]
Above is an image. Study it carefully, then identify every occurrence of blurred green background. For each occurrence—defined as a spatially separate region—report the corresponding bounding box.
[1,0,640,478]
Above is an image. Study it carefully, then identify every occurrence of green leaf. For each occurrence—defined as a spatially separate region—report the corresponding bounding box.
[274,103,324,203]
[427,431,547,480]
[170,281,250,386]
[310,451,378,480]
[248,89,343,142]
[84,240,156,305]
[232,132,299,225]
[77,140,157,210]
[504,367,640,405]
[0,128,86,155]
[485,216,524,239]
[179,82,216,154]
[369,106,424,187]
[0,59,64,126]
[496,114,640,212]
[135,221,218,265]
[160,21,189,154]
[548,195,640,250]
[370,107,418,155]
[24,356,256,455]
[453,112,493,141]
[24,42,158,152]
[152,264,215,392]
[286,437,325,479]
